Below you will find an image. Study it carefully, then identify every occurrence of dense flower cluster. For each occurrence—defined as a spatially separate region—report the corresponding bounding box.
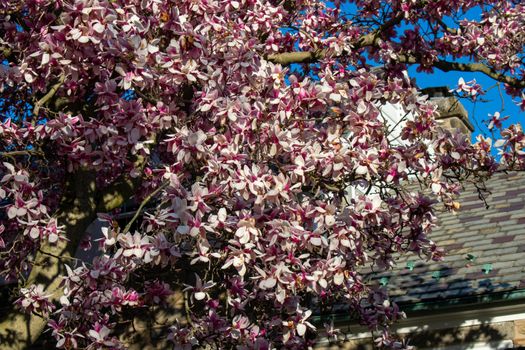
[0,0,524,349]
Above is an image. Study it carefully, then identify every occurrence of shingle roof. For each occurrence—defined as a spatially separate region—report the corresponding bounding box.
[372,171,525,308]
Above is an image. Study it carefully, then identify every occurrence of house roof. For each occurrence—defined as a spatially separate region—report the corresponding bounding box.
[372,171,525,310]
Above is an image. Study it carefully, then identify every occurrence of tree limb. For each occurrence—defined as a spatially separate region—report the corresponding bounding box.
[267,47,525,89]
[266,50,322,65]
[266,14,403,65]
[0,153,148,349]
[0,45,12,60]
[396,53,525,89]
[265,10,524,90]
[32,73,66,117]
[0,2,24,16]
[432,60,525,89]
[0,150,44,158]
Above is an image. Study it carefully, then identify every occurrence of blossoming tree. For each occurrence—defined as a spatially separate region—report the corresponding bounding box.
[0,0,524,349]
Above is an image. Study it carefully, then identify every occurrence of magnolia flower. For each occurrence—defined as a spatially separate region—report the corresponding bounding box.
[282,309,315,343]
[88,323,120,348]
[235,218,259,245]
[145,280,173,304]
[183,274,216,302]
[487,111,509,130]
[167,324,198,350]
[452,77,483,98]
[324,320,341,342]
[0,224,5,249]
[16,284,54,316]
[115,66,143,90]
[231,314,251,339]
[118,231,158,263]
[2,1,524,349]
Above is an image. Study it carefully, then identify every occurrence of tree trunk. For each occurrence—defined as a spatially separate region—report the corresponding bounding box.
[0,170,97,350]
[0,153,146,349]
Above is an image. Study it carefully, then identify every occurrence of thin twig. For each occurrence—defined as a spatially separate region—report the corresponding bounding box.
[184,291,193,326]
[38,249,86,264]
[122,181,169,233]
[497,82,505,111]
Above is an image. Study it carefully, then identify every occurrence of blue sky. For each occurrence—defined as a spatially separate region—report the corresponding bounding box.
[335,2,524,142]
[409,66,524,142]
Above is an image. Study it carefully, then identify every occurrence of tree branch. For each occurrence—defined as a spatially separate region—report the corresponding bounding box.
[265,10,524,90]
[0,150,44,158]
[396,53,525,89]
[0,150,152,348]
[0,45,13,60]
[122,181,169,233]
[266,50,322,65]
[432,60,525,89]
[266,14,404,65]
[32,73,66,117]
[0,2,24,16]
[267,47,525,90]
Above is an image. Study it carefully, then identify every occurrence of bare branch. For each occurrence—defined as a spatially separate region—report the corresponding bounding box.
[432,60,525,89]
[397,53,525,89]
[434,17,458,35]
[266,50,322,65]
[33,73,66,117]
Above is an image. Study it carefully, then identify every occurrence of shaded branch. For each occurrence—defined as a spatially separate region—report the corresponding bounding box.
[134,89,159,106]
[32,73,66,117]
[0,45,13,60]
[122,181,169,233]
[0,2,24,16]
[0,150,44,158]
[184,291,193,326]
[0,150,150,349]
